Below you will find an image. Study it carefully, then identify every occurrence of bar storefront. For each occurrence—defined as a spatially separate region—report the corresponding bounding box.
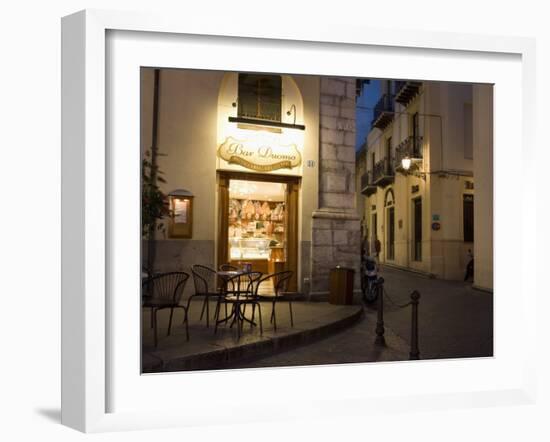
[141,68,360,296]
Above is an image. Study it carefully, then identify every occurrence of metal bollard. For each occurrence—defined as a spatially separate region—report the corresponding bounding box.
[375,277,385,346]
[409,290,421,360]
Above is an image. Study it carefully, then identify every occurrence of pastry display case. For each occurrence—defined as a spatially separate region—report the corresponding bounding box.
[229,238,271,260]
[227,197,286,273]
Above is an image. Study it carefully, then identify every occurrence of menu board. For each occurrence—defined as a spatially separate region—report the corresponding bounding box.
[174,198,189,224]
[169,196,193,238]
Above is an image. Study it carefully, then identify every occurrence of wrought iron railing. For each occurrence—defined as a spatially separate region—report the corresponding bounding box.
[395,136,423,166]
[372,157,395,182]
[361,171,378,195]
[395,80,407,95]
[371,93,395,126]
[394,81,422,105]
[361,171,372,190]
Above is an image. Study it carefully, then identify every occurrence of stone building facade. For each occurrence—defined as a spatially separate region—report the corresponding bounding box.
[311,77,361,294]
[356,80,493,290]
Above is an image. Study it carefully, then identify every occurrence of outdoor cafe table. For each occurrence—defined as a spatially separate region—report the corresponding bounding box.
[215,270,258,332]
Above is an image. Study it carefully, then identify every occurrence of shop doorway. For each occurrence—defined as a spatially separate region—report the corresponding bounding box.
[217,172,300,292]
[387,207,395,261]
[384,188,395,262]
[412,197,422,261]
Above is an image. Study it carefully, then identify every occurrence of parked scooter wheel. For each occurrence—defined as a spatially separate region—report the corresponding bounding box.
[364,278,378,303]
[361,273,378,303]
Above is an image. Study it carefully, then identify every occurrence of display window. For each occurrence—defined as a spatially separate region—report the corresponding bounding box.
[227,179,287,275]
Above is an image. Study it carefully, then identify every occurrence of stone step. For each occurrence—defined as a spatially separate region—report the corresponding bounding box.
[142,301,364,373]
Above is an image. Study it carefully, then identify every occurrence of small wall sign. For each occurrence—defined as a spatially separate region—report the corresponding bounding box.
[168,189,194,238]
[432,214,440,221]
[431,222,441,231]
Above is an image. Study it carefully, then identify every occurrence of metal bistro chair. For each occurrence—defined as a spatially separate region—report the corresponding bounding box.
[219,263,239,271]
[256,271,294,331]
[214,271,263,339]
[142,271,190,347]
[189,264,224,328]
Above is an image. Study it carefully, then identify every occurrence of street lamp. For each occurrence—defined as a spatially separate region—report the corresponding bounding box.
[401,156,412,171]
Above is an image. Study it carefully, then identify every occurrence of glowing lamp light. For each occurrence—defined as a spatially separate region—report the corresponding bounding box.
[401,157,412,171]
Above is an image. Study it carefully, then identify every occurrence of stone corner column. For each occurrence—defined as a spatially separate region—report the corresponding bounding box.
[311,77,361,295]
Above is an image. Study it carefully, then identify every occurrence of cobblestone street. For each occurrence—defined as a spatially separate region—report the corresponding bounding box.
[379,265,493,360]
[227,265,493,369]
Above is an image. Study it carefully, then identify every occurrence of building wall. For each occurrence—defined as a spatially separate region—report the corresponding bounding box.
[428,174,475,279]
[140,69,223,298]
[358,81,487,283]
[355,147,367,238]
[473,84,493,291]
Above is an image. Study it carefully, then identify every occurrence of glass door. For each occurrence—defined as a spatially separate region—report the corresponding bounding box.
[227,179,287,277]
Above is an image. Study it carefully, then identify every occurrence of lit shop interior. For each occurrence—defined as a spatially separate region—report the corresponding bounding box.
[227,179,287,276]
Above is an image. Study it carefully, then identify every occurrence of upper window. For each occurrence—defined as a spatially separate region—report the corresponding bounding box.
[238,74,282,122]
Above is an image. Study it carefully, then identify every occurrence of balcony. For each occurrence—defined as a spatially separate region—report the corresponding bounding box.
[371,94,395,130]
[372,158,395,187]
[395,81,422,106]
[360,171,377,196]
[395,136,423,173]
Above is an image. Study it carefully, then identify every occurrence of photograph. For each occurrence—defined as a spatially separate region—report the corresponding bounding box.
[1,0,544,437]
[140,68,494,373]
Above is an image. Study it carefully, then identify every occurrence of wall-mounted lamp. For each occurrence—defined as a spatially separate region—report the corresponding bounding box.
[286,104,297,125]
[401,156,412,171]
[399,156,426,180]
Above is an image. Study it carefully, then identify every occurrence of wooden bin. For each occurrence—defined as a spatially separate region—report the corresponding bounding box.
[329,267,355,305]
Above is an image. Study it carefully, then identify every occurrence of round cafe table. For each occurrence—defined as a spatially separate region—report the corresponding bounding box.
[214,270,259,334]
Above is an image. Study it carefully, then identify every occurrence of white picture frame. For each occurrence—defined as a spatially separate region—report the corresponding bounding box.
[61,9,537,433]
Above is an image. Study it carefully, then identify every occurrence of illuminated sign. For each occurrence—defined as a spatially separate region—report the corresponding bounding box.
[218,135,302,172]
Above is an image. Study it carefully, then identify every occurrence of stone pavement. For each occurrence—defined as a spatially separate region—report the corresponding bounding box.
[142,299,409,373]
[377,265,493,360]
[142,266,491,372]
[225,313,409,369]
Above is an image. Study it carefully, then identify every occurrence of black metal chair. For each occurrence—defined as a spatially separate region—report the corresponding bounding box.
[214,271,263,339]
[219,263,239,271]
[141,271,190,347]
[189,265,224,328]
[256,271,294,331]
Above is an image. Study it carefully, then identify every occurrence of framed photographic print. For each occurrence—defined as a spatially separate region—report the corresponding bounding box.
[61,9,537,433]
